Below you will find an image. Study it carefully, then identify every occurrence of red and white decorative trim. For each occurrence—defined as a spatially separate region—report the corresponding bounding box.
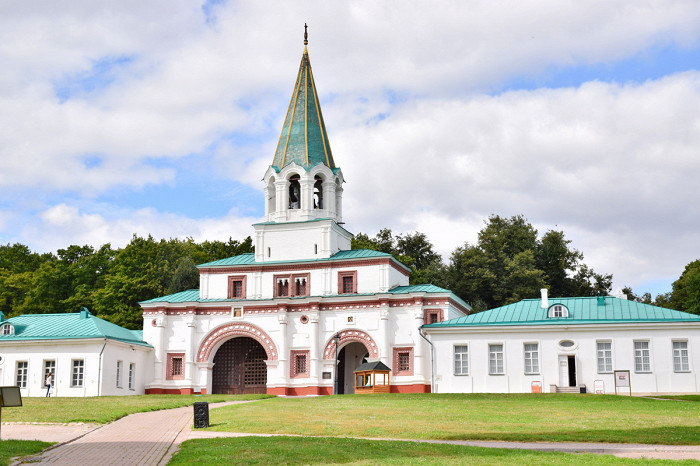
[196,322,278,362]
[322,329,379,359]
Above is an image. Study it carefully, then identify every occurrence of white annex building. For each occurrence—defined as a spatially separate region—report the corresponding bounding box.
[0,309,153,397]
[423,290,700,395]
[139,31,470,396]
[2,30,699,397]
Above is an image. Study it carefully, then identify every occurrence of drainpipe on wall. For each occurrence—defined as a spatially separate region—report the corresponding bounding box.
[418,327,435,393]
[97,337,107,396]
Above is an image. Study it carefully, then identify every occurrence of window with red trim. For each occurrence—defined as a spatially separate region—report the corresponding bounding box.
[274,273,310,297]
[337,271,357,294]
[424,309,443,325]
[227,275,247,299]
[290,350,310,378]
[393,347,414,376]
[167,353,185,380]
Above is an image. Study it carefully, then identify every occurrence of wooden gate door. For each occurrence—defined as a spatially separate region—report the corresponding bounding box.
[212,337,267,394]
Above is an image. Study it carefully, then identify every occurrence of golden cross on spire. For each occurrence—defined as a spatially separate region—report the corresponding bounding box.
[304,23,308,45]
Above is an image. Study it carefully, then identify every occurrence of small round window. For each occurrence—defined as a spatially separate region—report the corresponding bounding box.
[300,315,309,324]
[558,340,577,350]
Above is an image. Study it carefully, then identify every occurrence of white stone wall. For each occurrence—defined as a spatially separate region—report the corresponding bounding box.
[201,262,407,300]
[142,296,466,393]
[0,339,152,397]
[427,325,700,395]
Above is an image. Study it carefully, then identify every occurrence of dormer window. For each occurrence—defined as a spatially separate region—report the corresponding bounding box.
[548,304,569,318]
[1,323,14,335]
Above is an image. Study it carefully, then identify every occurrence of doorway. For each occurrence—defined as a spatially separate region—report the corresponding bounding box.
[558,355,577,387]
[212,337,267,394]
[337,342,369,394]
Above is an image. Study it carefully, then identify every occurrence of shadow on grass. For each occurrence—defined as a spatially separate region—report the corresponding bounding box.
[439,425,700,445]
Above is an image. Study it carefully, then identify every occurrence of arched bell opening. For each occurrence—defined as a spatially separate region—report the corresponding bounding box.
[288,174,301,209]
[313,175,323,209]
[266,176,276,216]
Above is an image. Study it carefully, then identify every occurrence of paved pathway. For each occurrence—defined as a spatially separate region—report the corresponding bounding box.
[4,400,700,463]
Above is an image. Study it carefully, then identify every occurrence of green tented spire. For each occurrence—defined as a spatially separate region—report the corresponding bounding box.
[271,25,335,171]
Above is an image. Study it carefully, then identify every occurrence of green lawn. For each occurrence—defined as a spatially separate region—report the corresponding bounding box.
[0,440,53,466]
[169,436,693,465]
[2,394,273,424]
[204,393,700,445]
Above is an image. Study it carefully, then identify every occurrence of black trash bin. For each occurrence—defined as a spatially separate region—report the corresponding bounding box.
[579,386,587,394]
[193,401,209,428]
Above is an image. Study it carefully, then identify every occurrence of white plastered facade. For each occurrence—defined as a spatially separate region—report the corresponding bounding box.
[0,339,153,397]
[426,323,700,395]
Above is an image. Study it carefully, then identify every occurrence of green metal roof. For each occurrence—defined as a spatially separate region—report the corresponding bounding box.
[271,37,335,172]
[0,309,152,346]
[197,249,396,268]
[425,296,700,328]
[140,283,468,307]
[389,284,451,294]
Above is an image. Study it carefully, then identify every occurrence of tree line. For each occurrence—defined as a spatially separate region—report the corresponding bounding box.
[0,236,253,329]
[1,215,698,330]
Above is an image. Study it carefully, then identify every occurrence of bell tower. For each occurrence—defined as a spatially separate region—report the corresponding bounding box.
[254,25,352,262]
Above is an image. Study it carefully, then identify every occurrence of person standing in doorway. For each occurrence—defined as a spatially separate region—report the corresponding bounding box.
[45,371,52,397]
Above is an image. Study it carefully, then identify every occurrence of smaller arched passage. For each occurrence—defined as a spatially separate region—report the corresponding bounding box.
[197,322,278,363]
[322,329,379,360]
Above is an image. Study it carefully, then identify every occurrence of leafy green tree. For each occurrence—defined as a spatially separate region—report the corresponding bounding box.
[446,215,611,310]
[669,259,700,315]
[352,229,444,285]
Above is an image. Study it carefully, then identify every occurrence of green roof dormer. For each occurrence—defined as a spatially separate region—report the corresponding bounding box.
[271,24,335,172]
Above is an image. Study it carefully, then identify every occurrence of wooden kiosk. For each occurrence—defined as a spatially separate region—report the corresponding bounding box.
[354,361,391,394]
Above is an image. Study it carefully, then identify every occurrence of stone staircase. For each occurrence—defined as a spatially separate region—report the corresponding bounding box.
[550,384,586,394]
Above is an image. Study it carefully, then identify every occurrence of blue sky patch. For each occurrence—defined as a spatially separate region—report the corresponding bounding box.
[499,43,700,93]
[54,55,134,102]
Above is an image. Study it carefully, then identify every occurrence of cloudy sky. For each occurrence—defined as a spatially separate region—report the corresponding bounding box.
[2,1,700,297]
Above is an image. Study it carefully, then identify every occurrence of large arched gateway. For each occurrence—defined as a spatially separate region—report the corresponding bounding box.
[211,337,267,394]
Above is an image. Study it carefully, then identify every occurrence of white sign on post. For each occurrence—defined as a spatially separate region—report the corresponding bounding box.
[613,370,631,395]
[594,380,605,394]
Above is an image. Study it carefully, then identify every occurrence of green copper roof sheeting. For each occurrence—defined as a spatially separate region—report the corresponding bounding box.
[425,296,700,328]
[389,284,451,294]
[197,249,398,268]
[0,312,152,346]
[271,46,335,171]
[141,283,469,307]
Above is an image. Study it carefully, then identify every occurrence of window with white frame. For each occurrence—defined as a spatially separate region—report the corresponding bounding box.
[524,343,539,374]
[16,361,28,388]
[489,344,504,375]
[548,305,569,318]
[116,360,123,388]
[1,323,14,335]
[673,341,690,372]
[634,341,651,372]
[129,363,136,389]
[596,341,612,373]
[43,360,56,388]
[71,359,85,387]
[454,345,469,375]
